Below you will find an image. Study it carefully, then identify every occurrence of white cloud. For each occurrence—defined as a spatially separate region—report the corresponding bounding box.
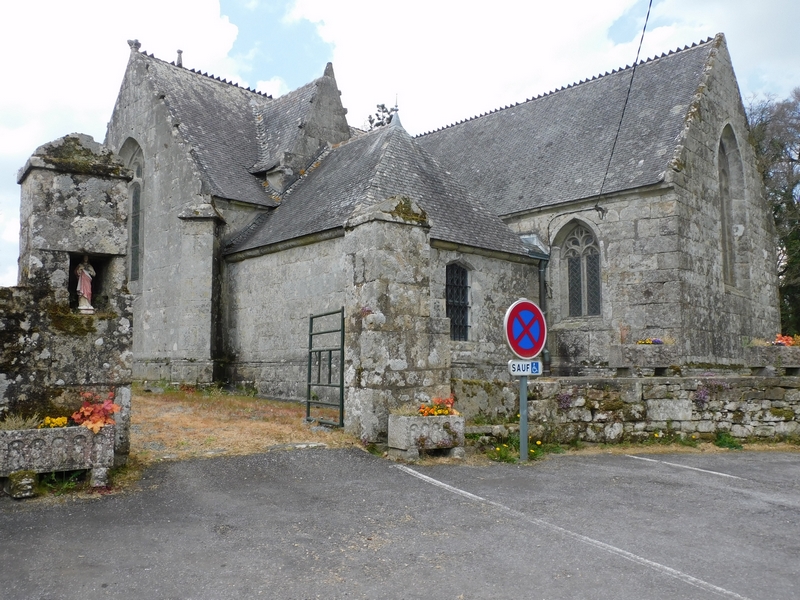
[0,0,241,287]
[288,0,800,135]
[256,76,291,97]
[0,262,17,288]
[0,214,19,244]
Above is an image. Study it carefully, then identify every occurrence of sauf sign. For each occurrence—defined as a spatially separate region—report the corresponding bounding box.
[503,299,547,462]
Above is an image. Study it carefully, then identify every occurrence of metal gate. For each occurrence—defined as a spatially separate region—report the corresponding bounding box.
[306,307,344,427]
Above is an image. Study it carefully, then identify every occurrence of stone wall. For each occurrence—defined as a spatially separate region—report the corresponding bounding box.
[223,235,349,399]
[430,247,539,420]
[524,374,799,443]
[665,36,780,364]
[106,50,232,383]
[2,134,132,463]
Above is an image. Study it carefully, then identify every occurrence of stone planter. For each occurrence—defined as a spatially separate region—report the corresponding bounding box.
[0,425,115,495]
[388,414,465,460]
[609,344,680,370]
[745,346,800,373]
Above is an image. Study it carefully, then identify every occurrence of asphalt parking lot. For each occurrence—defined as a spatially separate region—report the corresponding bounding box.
[1,448,798,599]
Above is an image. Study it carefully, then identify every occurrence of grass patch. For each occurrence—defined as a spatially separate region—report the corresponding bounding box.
[484,432,565,463]
[714,431,743,450]
[643,431,700,448]
[130,388,357,467]
[0,413,42,430]
[38,470,86,496]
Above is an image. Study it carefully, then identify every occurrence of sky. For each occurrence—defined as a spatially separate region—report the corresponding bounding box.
[1,0,798,286]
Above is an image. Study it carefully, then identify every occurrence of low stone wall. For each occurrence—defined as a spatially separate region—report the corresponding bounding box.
[523,376,799,443]
[136,358,215,386]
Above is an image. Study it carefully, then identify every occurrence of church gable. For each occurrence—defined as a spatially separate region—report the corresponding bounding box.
[108,44,278,207]
[250,63,351,194]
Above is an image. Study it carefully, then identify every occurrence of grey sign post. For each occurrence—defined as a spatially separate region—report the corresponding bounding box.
[504,298,548,463]
[508,360,542,461]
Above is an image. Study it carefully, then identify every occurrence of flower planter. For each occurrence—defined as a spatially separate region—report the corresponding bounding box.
[388,414,465,460]
[745,346,800,371]
[0,425,115,496]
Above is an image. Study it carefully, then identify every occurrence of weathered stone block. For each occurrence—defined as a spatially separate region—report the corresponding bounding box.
[387,414,465,452]
[646,399,693,421]
[4,470,37,499]
[609,344,680,369]
[0,425,114,487]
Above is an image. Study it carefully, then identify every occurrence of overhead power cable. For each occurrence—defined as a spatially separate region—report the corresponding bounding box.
[595,0,654,218]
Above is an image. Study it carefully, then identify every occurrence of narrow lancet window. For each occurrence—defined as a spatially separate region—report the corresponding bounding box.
[446,263,470,341]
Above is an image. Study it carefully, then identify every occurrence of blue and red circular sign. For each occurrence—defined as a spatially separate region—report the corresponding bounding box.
[504,299,547,359]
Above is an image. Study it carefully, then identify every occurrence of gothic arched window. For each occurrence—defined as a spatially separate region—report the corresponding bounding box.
[446,263,470,341]
[718,124,744,287]
[563,225,601,317]
[128,148,144,282]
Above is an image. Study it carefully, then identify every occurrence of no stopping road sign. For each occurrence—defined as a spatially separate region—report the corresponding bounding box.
[503,299,547,360]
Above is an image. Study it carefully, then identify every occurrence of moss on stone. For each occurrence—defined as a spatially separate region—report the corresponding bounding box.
[622,404,644,421]
[599,397,625,412]
[389,196,428,225]
[39,135,124,178]
[48,305,96,336]
[769,407,795,420]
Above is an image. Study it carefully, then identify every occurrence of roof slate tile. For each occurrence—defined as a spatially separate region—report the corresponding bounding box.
[416,38,715,217]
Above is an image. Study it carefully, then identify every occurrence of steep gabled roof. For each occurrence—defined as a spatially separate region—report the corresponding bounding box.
[225,119,529,257]
[134,51,277,206]
[417,37,718,217]
[250,80,319,173]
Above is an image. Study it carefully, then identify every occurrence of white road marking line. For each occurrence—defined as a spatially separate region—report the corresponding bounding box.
[395,464,752,600]
[625,455,747,480]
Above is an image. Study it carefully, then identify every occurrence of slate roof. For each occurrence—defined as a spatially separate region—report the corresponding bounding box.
[416,38,717,217]
[250,80,320,173]
[138,53,278,207]
[225,118,530,258]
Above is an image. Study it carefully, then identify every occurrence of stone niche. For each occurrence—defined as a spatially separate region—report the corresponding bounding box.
[0,134,133,466]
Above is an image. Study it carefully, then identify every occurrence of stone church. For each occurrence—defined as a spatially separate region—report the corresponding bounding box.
[94,33,777,439]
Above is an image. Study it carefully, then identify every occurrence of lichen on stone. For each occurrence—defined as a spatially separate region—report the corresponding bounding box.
[388,196,428,225]
[37,135,125,178]
[48,305,97,336]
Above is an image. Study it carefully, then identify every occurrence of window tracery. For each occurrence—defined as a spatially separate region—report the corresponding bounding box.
[563,225,601,317]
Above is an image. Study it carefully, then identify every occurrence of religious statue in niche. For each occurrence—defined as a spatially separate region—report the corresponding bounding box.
[75,255,96,314]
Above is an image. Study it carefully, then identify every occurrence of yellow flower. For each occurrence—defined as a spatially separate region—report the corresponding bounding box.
[536,440,542,445]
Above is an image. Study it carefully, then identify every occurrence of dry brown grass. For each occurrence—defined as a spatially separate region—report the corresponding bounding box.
[129,388,800,468]
[130,387,357,467]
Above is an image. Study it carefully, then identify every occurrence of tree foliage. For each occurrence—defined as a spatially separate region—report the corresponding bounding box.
[747,89,800,334]
[367,104,396,130]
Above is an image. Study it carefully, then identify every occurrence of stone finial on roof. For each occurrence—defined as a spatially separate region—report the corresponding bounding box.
[390,107,403,129]
[324,62,335,78]
[127,39,141,53]
[176,49,183,68]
